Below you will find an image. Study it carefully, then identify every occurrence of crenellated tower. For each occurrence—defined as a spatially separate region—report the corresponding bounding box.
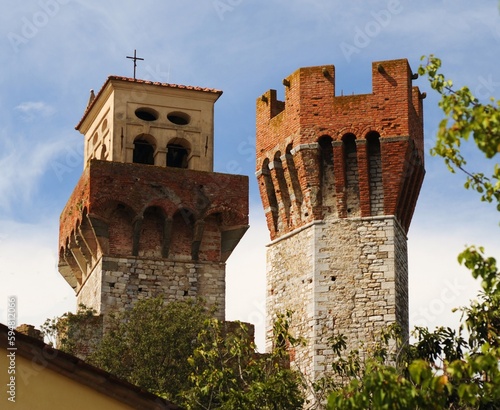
[59,76,248,329]
[256,59,424,383]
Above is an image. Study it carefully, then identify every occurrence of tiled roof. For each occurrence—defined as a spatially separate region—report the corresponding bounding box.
[76,75,223,130]
[108,75,223,94]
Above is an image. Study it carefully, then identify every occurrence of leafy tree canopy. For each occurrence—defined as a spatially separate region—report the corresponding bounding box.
[89,297,211,403]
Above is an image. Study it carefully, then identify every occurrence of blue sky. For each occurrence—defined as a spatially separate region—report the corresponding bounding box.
[0,0,498,350]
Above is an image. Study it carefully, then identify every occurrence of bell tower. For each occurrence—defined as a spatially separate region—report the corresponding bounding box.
[59,76,248,325]
[256,59,424,382]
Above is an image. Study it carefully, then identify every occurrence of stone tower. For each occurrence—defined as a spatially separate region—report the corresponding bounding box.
[58,76,248,326]
[256,59,424,382]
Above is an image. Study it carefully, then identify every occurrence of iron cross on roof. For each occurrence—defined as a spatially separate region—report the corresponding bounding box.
[126,49,144,80]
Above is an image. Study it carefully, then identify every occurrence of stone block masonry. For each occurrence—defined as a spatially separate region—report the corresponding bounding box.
[78,256,226,323]
[257,59,424,392]
[266,215,408,381]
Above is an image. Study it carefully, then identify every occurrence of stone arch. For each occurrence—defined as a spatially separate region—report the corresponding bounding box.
[166,137,191,168]
[133,134,156,165]
[262,158,279,232]
[318,135,336,211]
[138,206,166,258]
[342,133,360,217]
[205,206,243,227]
[366,131,384,216]
[336,126,360,141]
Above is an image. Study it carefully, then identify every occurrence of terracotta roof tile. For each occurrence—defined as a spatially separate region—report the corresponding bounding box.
[76,75,223,130]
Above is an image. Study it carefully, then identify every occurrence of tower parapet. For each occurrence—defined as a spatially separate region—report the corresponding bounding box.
[256,59,425,391]
[256,59,424,238]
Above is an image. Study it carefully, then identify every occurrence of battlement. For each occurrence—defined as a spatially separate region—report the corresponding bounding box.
[256,59,425,239]
[257,59,424,155]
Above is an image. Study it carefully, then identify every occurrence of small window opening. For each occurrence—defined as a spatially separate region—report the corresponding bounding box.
[133,139,155,165]
[167,143,189,168]
[135,108,158,122]
[167,111,190,126]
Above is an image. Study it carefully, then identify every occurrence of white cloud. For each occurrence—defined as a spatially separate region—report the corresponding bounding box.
[15,101,55,121]
[0,130,80,212]
[0,218,75,329]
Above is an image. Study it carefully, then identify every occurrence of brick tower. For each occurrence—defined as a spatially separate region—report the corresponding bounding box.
[256,59,424,382]
[59,76,248,327]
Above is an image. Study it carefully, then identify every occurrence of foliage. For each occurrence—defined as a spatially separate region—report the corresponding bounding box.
[417,55,500,208]
[46,299,306,408]
[325,55,500,409]
[327,269,500,409]
[89,297,212,402]
[40,304,100,356]
[181,310,305,410]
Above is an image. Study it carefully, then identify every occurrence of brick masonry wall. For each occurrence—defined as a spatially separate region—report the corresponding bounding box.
[256,59,425,240]
[59,160,248,294]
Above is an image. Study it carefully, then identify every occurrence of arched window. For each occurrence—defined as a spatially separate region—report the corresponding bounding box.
[133,137,155,165]
[166,139,190,168]
[167,144,188,168]
[100,144,107,160]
